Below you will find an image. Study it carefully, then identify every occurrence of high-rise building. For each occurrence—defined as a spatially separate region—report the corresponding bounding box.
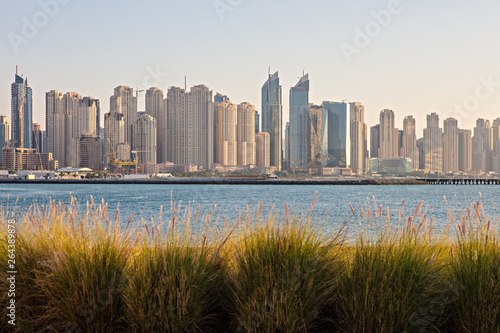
[307,105,328,166]
[350,102,366,174]
[214,93,230,104]
[256,132,270,168]
[322,101,351,168]
[423,113,443,172]
[110,86,137,147]
[289,74,309,168]
[443,118,459,173]
[416,138,425,170]
[215,101,237,166]
[132,113,157,164]
[458,129,472,173]
[104,111,129,164]
[237,102,256,166]
[255,111,260,133]
[32,123,43,153]
[2,147,58,171]
[45,90,65,164]
[472,118,492,172]
[145,87,165,162]
[11,69,33,148]
[378,109,398,158]
[370,125,380,158]
[261,71,282,171]
[0,116,9,163]
[166,85,214,169]
[79,134,102,170]
[45,90,99,168]
[401,116,419,170]
[492,119,500,172]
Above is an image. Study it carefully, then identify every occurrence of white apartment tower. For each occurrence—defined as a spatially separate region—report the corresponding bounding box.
[237,102,256,166]
[166,85,214,169]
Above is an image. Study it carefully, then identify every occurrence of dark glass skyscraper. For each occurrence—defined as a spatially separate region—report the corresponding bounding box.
[261,71,282,171]
[11,69,33,148]
[322,101,350,168]
[289,74,309,167]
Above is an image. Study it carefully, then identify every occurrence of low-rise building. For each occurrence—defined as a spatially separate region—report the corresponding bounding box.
[366,157,412,175]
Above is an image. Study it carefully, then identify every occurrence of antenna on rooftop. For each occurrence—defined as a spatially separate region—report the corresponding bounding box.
[16,65,18,75]
[184,76,187,90]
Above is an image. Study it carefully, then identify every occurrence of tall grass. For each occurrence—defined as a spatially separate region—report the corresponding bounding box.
[1,194,500,332]
[225,198,344,332]
[444,200,500,332]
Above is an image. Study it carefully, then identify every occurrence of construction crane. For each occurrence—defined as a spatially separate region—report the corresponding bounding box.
[131,150,151,174]
[135,88,145,100]
[34,132,44,172]
[280,159,304,177]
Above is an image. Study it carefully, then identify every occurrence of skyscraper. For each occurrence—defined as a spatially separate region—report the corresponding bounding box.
[0,116,9,163]
[472,118,492,172]
[289,73,309,168]
[110,86,137,147]
[45,90,65,164]
[11,69,33,149]
[350,102,366,174]
[423,113,443,172]
[378,109,398,158]
[492,119,500,172]
[215,101,237,166]
[457,129,472,173]
[255,111,260,133]
[401,116,419,169]
[237,102,256,166]
[322,101,351,168]
[307,105,328,166]
[443,118,459,173]
[166,85,214,169]
[32,123,43,153]
[261,71,282,171]
[104,111,129,164]
[256,132,270,168]
[370,125,380,158]
[145,87,165,162]
[132,113,157,164]
[79,134,102,170]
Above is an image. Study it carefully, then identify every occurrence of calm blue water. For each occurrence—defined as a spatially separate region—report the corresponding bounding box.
[1,184,499,234]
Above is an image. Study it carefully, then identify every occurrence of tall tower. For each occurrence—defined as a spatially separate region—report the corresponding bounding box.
[256,132,270,168]
[321,101,351,167]
[472,118,492,172]
[289,73,309,168]
[132,113,157,164]
[215,101,237,166]
[45,90,65,165]
[110,86,137,148]
[349,102,366,174]
[261,71,282,171]
[458,129,472,173]
[166,85,214,169]
[423,112,443,172]
[11,69,33,149]
[401,116,419,169]
[443,118,459,173]
[145,87,165,162]
[104,111,129,164]
[237,102,256,166]
[0,116,9,163]
[378,109,398,158]
[370,125,380,158]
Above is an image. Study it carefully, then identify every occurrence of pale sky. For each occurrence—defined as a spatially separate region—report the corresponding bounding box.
[1,0,500,136]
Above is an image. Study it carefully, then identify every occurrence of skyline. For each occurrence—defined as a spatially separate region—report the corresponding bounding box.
[2,0,500,135]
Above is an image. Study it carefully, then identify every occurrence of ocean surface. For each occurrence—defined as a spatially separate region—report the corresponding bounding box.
[1,184,499,235]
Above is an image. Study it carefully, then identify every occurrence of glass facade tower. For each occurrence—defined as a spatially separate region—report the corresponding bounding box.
[261,71,282,171]
[289,74,309,168]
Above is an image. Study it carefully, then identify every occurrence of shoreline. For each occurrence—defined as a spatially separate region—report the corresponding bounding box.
[0,178,429,185]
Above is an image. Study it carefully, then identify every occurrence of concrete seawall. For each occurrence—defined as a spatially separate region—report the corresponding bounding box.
[0,178,429,185]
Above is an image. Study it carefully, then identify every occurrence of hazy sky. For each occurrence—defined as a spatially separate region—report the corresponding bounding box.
[1,0,500,136]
